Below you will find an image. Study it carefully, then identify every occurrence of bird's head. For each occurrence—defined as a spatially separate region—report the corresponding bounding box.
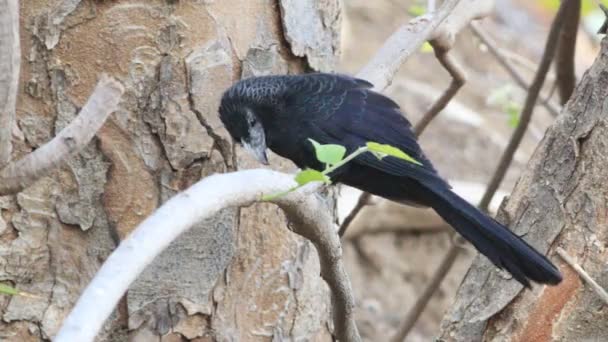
[219,99,269,165]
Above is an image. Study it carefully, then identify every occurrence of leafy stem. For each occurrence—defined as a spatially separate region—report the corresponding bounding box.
[261,140,421,201]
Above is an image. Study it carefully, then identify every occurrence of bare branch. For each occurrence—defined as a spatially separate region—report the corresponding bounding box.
[0,0,21,167]
[391,243,461,342]
[0,75,124,195]
[413,45,465,135]
[479,0,571,211]
[469,22,561,116]
[555,0,581,105]
[556,247,608,305]
[339,192,371,237]
[54,170,360,342]
[429,0,494,50]
[357,0,460,91]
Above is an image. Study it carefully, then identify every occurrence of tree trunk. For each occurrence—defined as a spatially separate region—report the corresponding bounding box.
[439,36,608,342]
[2,1,341,341]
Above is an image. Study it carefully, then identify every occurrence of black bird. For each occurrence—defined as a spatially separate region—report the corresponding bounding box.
[219,73,562,287]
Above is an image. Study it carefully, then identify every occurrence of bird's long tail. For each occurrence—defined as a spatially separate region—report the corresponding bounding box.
[422,183,562,287]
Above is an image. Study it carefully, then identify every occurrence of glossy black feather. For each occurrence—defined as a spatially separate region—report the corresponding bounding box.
[219,73,563,287]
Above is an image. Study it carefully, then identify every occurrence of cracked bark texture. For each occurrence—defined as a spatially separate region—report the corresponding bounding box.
[438,37,608,342]
[2,1,341,341]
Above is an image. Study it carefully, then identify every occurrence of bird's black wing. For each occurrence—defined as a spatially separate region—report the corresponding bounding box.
[286,74,449,187]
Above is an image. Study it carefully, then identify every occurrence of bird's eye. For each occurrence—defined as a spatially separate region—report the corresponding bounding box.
[247,116,256,126]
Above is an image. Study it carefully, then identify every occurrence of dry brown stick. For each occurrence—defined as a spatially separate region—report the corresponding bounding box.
[479,0,571,211]
[413,45,466,135]
[338,192,372,236]
[555,0,581,105]
[0,0,20,168]
[391,242,460,342]
[0,75,124,195]
[469,22,561,117]
[556,247,608,305]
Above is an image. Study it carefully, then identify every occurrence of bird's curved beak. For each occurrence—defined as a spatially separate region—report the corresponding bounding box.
[242,141,269,165]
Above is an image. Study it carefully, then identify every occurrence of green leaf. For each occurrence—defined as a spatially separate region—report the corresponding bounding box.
[366,142,422,166]
[0,284,19,296]
[420,41,433,53]
[506,102,521,128]
[308,139,346,166]
[0,283,39,298]
[295,169,330,186]
[261,169,331,201]
[487,84,514,107]
[408,4,426,16]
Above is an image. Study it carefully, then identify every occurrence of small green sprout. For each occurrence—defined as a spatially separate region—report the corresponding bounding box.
[261,139,421,200]
[0,283,40,298]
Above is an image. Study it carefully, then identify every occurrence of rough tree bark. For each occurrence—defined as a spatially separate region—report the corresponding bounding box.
[1,1,341,341]
[439,36,608,341]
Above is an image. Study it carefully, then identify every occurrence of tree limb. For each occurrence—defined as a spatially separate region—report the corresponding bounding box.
[413,45,465,135]
[391,243,461,342]
[54,170,359,342]
[555,0,581,105]
[0,75,124,195]
[357,0,460,91]
[0,0,20,167]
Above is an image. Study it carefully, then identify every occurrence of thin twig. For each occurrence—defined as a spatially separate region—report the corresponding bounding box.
[0,75,124,195]
[391,242,460,342]
[555,0,581,105]
[413,44,466,135]
[556,247,608,305]
[479,0,571,211]
[339,192,372,236]
[0,0,20,167]
[469,22,562,117]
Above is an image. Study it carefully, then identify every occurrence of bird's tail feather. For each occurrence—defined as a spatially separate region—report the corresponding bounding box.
[423,184,562,287]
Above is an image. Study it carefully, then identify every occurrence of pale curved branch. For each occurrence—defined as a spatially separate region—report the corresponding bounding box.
[0,75,124,195]
[356,0,460,91]
[0,0,21,167]
[54,170,359,342]
[429,0,494,50]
